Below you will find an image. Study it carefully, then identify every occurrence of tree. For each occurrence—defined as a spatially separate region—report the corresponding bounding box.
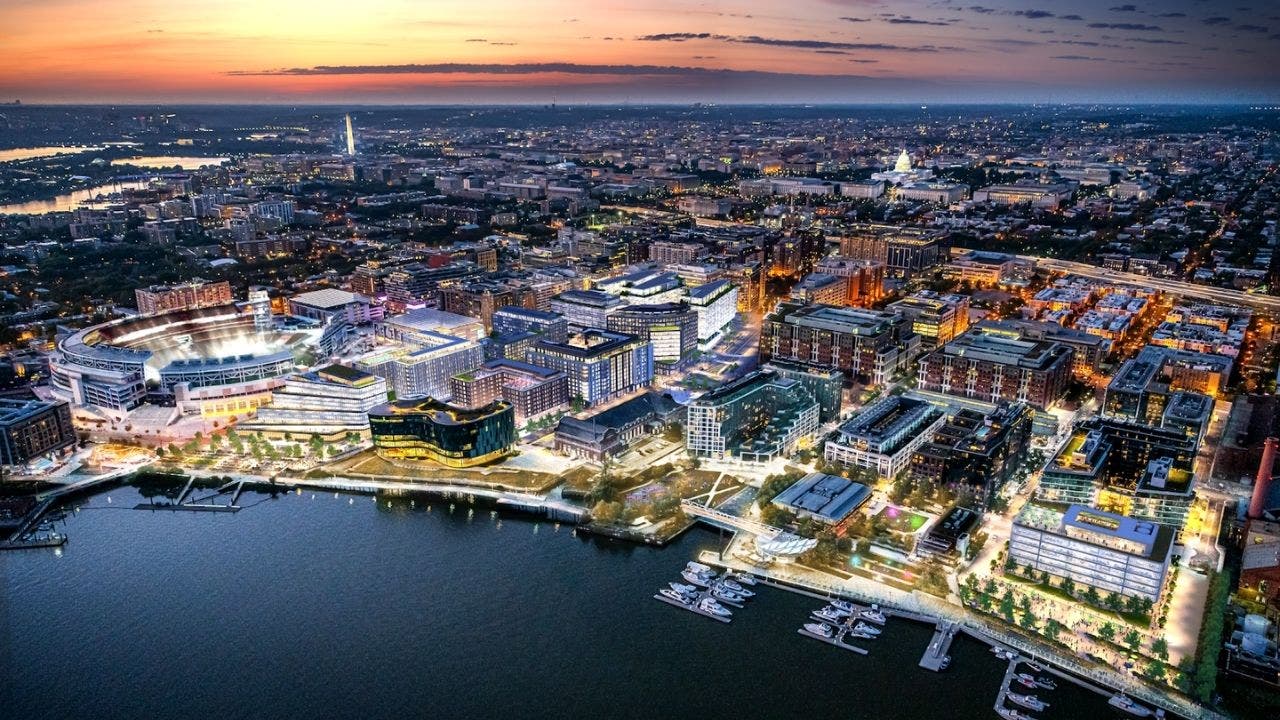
[1151,637,1169,662]
[1099,622,1117,644]
[999,590,1016,622]
[1020,609,1037,630]
[1044,618,1063,643]
[1123,629,1142,652]
[154,447,165,458]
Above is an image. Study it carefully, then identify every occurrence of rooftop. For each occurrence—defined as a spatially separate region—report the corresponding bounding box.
[773,472,872,524]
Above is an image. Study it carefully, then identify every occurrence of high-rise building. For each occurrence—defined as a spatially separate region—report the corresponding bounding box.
[685,369,820,464]
[0,398,76,466]
[238,364,388,439]
[135,279,233,315]
[548,290,624,331]
[606,302,698,366]
[438,282,529,331]
[908,402,1033,507]
[355,333,484,402]
[917,328,1072,410]
[761,302,919,385]
[686,279,738,346]
[525,330,653,406]
[492,306,569,344]
[449,359,570,424]
[813,257,886,306]
[835,223,943,278]
[1104,345,1230,424]
[975,319,1109,378]
[765,360,843,423]
[886,291,971,349]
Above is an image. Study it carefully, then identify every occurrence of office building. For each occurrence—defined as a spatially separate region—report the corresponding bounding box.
[973,183,1075,208]
[607,302,697,366]
[355,334,484,401]
[761,302,919,385]
[917,328,1072,410]
[975,319,1109,378]
[835,223,943,278]
[549,290,624,331]
[1037,417,1196,527]
[438,282,528,331]
[824,396,945,478]
[369,398,515,467]
[1011,503,1173,601]
[526,330,654,406]
[239,364,388,439]
[942,250,1032,286]
[135,279,233,315]
[1105,345,1231,425]
[687,279,738,346]
[0,398,76,466]
[813,257,886,307]
[492,306,569,344]
[886,292,971,349]
[685,369,820,464]
[380,308,486,344]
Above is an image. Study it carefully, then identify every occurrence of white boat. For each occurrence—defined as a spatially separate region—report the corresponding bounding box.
[853,621,881,636]
[1007,693,1048,712]
[659,588,693,604]
[718,579,755,596]
[803,622,835,638]
[731,572,758,586]
[686,561,713,574]
[1024,661,1044,672]
[668,582,698,594]
[831,599,857,614]
[1015,674,1039,690]
[813,607,846,623]
[848,629,876,640]
[697,597,732,618]
[939,655,951,670]
[1033,677,1056,690]
[711,585,745,603]
[1107,694,1153,717]
[991,647,1013,660]
[859,608,887,624]
[681,569,713,587]
[996,707,1033,720]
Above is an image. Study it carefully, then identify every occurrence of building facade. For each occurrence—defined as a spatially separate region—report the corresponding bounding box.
[0,399,76,466]
[761,302,919,385]
[369,398,515,467]
[917,328,1072,410]
[685,369,820,464]
[525,330,654,406]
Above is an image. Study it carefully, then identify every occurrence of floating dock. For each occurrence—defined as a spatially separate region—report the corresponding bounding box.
[797,626,869,655]
[652,593,731,623]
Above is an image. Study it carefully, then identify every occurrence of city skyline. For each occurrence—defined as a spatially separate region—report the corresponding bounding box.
[4,0,1280,104]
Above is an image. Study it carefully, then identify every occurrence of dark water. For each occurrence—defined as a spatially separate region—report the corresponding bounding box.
[2,487,1124,720]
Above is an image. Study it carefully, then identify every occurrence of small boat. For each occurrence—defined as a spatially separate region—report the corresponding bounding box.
[996,708,1033,720]
[668,582,698,594]
[1107,694,1153,717]
[698,597,732,618]
[1034,677,1056,691]
[659,588,693,604]
[813,606,846,623]
[831,599,857,614]
[992,647,1014,660]
[686,561,713,574]
[853,621,881,636]
[731,572,758,586]
[1015,674,1039,690]
[803,622,835,638]
[1007,693,1048,712]
[681,569,713,587]
[939,655,951,670]
[848,629,876,640]
[859,607,887,624]
[1024,661,1044,672]
[718,579,755,596]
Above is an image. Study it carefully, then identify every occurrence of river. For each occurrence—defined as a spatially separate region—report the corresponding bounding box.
[0,180,152,215]
[1,486,1127,720]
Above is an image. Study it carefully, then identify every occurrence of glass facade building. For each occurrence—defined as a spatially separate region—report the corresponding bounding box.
[369,398,516,467]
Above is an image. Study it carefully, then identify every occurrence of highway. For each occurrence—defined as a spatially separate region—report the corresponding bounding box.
[1025,256,1280,316]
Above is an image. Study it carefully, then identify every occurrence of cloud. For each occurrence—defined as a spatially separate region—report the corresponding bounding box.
[635,33,948,52]
[1109,4,1139,12]
[1060,14,1084,20]
[1236,24,1269,32]
[1126,37,1186,44]
[886,16,953,26]
[840,16,871,22]
[1053,54,1107,60]
[1087,22,1163,31]
[1156,12,1187,18]
[1202,17,1232,25]
[1012,10,1055,19]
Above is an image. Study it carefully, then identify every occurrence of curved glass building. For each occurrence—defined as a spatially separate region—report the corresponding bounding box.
[368,398,515,467]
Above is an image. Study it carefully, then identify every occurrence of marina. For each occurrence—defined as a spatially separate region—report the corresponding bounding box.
[653,561,756,623]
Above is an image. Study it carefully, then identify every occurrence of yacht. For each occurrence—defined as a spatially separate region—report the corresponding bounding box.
[939,655,951,670]
[681,569,713,587]
[1015,674,1040,690]
[859,607,887,624]
[711,585,746,603]
[1006,693,1048,712]
[1033,677,1056,690]
[718,579,755,597]
[1107,694,1153,717]
[848,629,876,640]
[992,647,1014,660]
[697,597,732,618]
[731,572,758,586]
[803,622,835,638]
[995,707,1034,720]
[659,588,693,604]
[831,599,858,614]
[668,582,698,595]
[813,606,846,623]
[686,561,713,574]
[853,621,881,636]
[1024,661,1044,673]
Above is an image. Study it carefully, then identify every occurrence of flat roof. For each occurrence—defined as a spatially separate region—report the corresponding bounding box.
[291,288,366,309]
[772,472,872,524]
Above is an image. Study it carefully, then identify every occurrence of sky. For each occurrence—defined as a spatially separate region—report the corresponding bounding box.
[2,0,1279,104]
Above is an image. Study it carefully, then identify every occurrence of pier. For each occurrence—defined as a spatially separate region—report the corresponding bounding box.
[652,592,731,623]
[919,620,958,672]
[135,477,244,513]
[653,564,756,624]
[796,625,869,655]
